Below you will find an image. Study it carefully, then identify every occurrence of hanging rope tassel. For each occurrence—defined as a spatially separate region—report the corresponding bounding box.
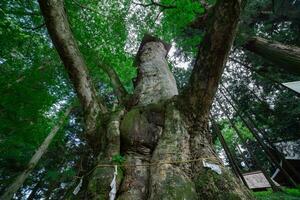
[109,165,118,200]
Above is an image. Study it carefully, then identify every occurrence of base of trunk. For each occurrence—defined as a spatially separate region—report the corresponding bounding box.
[80,100,253,200]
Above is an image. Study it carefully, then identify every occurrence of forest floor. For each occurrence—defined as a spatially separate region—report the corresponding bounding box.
[254,188,300,200]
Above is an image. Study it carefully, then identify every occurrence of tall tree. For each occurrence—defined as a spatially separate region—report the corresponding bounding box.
[215,98,281,191]
[211,117,248,187]
[0,105,72,200]
[36,0,253,199]
[219,87,298,187]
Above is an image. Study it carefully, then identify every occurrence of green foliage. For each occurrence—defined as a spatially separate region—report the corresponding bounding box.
[159,0,205,54]
[112,154,126,165]
[254,188,300,200]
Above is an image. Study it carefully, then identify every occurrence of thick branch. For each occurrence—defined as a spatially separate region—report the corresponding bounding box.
[100,63,128,105]
[244,36,300,75]
[38,0,107,135]
[184,0,242,115]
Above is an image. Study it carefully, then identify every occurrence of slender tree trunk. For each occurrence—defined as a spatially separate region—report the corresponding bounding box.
[244,36,300,75]
[211,118,248,187]
[0,106,72,200]
[219,88,297,187]
[222,84,300,182]
[216,98,281,191]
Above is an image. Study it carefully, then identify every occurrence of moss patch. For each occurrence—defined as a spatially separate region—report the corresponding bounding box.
[87,166,123,199]
[153,172,198,200]
[195,169,249,200]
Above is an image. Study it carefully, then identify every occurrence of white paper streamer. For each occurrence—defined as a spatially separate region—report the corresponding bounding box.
[203,160,222,175]
[73,177,83,195]
[109,165,118,200]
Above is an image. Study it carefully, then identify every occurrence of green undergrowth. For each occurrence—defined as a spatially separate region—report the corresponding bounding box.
[254,188,300,200]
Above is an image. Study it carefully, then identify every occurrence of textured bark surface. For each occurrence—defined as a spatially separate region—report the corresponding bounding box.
[86,100,253,200]
[244,36,300,75]
[117,38,177,199]
[83,37,253,199]
[38,0,106,140]
[148,102,197,200]
[87,109,125,199]
[39,0,256,199]
[185,0,242,115]
[133,40,178,106]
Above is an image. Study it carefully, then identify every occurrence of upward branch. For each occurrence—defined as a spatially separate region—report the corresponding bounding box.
[184,0,242,115]
[99,63,128,105]
[38,0,107,135]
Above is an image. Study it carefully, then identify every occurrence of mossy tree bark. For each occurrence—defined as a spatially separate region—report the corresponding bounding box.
[39,0,254,199]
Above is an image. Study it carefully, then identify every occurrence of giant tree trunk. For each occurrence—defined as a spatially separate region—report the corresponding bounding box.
[83,37,253,200]
[244,36,300,75]
[38,0,254,199]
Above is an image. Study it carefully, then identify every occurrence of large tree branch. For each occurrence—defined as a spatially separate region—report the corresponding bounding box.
[38,0,107,135]
[99,63,128,105]
[244,36,300,75]
[184,0,242,116]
